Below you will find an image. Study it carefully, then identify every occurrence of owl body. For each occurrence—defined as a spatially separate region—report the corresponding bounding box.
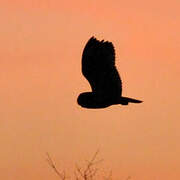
[77,37,142,108]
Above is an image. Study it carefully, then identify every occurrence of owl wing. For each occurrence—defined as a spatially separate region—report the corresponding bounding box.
[81,36,122,95]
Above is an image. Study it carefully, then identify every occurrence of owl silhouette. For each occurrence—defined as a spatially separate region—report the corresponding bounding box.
[77,37,142,108]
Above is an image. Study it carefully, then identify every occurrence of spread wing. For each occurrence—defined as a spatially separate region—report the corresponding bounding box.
[81,37,122,96]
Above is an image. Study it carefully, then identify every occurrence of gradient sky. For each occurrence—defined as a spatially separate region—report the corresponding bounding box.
[0,0,180,179]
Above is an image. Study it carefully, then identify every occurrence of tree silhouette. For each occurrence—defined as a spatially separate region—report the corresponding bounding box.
[46,150,131,180]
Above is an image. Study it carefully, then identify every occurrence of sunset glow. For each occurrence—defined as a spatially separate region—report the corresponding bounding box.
[0,0,180,179]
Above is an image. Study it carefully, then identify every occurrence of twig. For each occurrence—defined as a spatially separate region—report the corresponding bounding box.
[75,150,103,180]
[46,152,66,180]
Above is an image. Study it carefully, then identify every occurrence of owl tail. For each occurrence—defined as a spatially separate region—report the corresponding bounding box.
[120,96,143,105]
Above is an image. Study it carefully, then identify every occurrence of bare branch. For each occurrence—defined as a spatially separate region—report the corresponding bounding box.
[75,164,84,179]
[46,150,119,180]
[74,150,103,180]
[46,152,66,180]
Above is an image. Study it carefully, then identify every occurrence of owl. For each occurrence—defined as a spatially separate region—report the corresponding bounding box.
[77,37,142,108]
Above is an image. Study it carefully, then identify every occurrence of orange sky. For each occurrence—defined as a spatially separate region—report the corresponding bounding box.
[0,0,180,179]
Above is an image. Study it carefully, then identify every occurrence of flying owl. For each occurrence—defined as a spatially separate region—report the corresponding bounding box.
[77,37,142,108]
